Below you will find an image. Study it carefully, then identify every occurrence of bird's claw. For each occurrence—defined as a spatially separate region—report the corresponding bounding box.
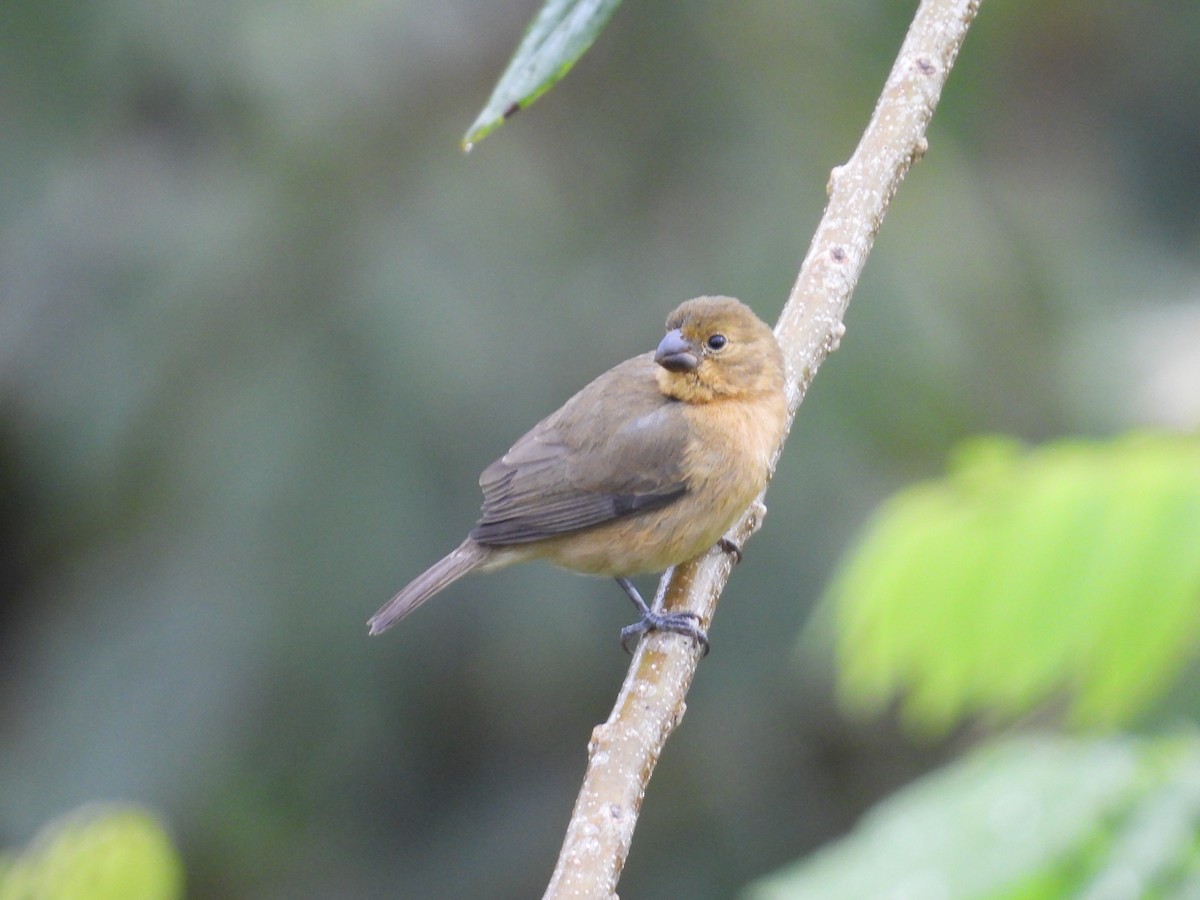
[620,610,710,657]
[718,537,743,564]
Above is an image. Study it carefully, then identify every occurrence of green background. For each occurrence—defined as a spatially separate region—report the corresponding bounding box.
[2,0,1197,897]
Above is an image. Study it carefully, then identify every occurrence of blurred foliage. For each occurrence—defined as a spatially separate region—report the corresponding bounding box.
[0,805,183,900]
[771,428,1200,896]
[823,432,1200,734]
[463,0,622,149]
[1,0,1199,897]
[744,733,1200,899]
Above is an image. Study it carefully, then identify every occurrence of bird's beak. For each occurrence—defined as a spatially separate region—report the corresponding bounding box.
[655,329,699,373]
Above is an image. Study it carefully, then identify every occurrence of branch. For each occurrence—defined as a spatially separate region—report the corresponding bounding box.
[542,1,983,896]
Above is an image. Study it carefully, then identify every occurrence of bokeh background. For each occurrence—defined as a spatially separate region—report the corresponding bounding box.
[2,0,1198,896]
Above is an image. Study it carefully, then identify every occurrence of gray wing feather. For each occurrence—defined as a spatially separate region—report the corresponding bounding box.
[469,357,691,546]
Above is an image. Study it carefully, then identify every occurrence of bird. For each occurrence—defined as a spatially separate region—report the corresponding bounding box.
[368,295,788,652]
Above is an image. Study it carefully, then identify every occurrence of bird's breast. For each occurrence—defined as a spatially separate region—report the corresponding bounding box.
[681,390,784,499]
[533,389,785,577]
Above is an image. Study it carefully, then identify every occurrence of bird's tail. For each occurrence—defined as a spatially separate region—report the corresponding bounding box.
[368,539,489,635]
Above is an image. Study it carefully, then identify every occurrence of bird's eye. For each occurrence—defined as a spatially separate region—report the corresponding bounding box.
[705,334,727,351]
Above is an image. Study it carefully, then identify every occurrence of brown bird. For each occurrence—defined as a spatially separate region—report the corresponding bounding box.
[368,296,788,651]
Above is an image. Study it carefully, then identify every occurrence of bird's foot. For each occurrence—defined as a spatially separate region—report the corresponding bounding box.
[620,610,710,656]
[717,537,743,564]
[615,576,710,656]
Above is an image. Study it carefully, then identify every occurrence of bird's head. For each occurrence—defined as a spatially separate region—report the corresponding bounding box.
[654,296,785,403]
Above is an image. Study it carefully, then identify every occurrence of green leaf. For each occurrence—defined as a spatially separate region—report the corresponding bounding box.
[742,734,1200,900]
[820,433,1200,734]
[462,0,622,150]
[0,805,184,900]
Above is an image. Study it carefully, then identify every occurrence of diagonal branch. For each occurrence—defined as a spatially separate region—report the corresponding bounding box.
[542,0,984,896]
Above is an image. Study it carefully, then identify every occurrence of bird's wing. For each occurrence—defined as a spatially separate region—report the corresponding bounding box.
[469,355,691,546]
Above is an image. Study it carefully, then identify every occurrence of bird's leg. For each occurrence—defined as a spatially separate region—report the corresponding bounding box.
[615,577,710,656]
